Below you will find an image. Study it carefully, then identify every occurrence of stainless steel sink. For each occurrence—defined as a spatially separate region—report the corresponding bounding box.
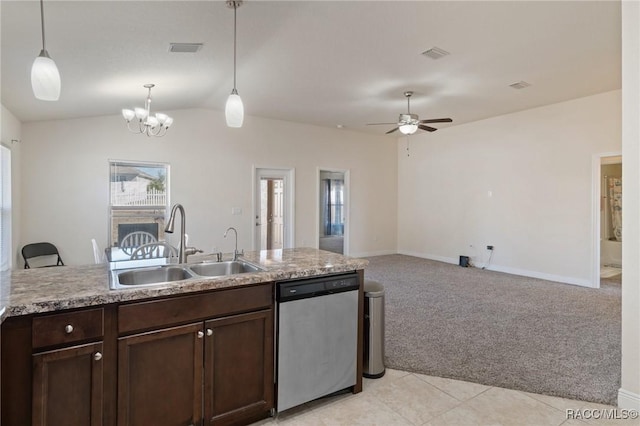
[110,259,265,289]
[113,266,194,288]
[188,260,265,277]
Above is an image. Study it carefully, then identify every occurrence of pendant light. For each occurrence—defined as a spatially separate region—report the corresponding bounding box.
[31,0,61,101]
[225,0,244,128]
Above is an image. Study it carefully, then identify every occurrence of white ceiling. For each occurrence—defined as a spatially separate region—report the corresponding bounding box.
[1,1,621,136]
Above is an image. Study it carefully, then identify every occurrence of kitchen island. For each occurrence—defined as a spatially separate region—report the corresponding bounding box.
[0,248,368,426]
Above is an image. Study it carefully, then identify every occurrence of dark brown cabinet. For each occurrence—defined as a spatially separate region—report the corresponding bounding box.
[32,342,104,426]
[118,323,203,426]
[116,283,274,426]
[2,282,276,426]
[0,307,110,426]
[204,310,273,426]
[31,308,107,426]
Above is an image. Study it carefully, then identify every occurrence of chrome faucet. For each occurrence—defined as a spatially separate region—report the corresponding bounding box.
[224,227,242,261]
[165,203,202,263]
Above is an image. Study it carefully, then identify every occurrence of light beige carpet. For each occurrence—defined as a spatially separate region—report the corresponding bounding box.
[364,254,621,405]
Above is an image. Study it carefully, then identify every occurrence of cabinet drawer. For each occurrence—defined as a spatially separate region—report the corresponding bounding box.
[118,283,273,335]
[32,308,104,349]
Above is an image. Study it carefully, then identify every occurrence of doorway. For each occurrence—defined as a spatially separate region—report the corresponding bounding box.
[600,156,623,282]
[260,178,284,250]
[253,168,294,251]
[592,153,623,288]
[317,169,349,255]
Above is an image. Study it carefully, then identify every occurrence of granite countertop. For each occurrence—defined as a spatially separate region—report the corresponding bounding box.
[0,248,368,322]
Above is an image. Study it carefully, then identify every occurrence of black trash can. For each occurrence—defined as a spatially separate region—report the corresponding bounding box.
[363,280,385,378]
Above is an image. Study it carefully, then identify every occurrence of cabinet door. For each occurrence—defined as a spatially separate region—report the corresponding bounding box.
[118,323,203,426]
[32,341,103,426]
[204,309,273,426]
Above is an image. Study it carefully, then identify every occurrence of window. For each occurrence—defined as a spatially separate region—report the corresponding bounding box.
[321,175,344,236]
[108,160,169,261]
[0,145,11,271]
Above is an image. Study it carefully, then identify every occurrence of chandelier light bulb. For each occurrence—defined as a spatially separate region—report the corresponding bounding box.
[134,107,148,120]
[155,113,169,125]
[146,116,159,128]
[121,109,135,121]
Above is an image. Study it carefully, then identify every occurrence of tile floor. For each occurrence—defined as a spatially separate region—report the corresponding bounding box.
[254,369,639,426]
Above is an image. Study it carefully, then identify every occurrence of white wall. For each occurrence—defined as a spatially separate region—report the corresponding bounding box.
[1,105,22,269]
[397,90,621,286]
[20,109,397,265]
[620,0,640,410]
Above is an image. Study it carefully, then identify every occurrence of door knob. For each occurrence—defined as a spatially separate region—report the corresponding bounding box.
[206,328,213,336]
[64,325,74,334]
[94,352,102,361]
[197,331,204,339]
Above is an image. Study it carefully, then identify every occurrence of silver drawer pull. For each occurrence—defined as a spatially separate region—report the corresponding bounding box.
[94,352,102,361]
[206,328,213,336]
[64,325,74,334]
[197,331,204,339]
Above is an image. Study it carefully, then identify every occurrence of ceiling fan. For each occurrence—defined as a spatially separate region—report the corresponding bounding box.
[367,91,452,135]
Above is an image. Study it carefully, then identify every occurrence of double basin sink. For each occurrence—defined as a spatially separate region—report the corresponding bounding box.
[110,259,265,289]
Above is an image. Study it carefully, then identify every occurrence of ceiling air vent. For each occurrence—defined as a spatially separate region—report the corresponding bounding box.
[509,81,531,90]
[422,46,450,60]
[169,43,203,53]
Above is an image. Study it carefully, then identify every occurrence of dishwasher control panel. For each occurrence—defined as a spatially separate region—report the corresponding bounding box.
[276,273,359,302]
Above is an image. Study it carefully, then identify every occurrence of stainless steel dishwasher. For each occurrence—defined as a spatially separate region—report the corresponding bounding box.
[276,273,359,412]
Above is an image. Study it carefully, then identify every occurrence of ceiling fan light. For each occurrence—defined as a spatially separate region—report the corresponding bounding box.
[399,123,418,135]
[225,91,244,128]
[31,51,61,101]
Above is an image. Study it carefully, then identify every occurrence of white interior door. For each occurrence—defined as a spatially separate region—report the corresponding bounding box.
[254,168,295,251]
[271,179,284,249]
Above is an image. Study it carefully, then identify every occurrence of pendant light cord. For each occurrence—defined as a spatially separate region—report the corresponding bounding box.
[39,0,47,51]
[233,1,237,91]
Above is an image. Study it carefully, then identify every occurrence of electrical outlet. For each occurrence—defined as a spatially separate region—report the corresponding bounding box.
[486,245,494,250]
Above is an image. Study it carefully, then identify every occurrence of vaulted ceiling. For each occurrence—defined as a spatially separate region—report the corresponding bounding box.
[1,1,621,135]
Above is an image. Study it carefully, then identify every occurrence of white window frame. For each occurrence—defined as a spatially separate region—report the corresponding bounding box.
[0,144,12,271]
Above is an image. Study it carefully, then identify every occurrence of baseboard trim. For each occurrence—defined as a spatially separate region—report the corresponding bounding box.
[396,250,593,287]
[350,249,397,258]
[398,250,458,265]
[487,264,593,288]
[618,388,640,410]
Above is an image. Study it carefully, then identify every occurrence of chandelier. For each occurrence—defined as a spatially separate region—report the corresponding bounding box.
[121,84,173,137]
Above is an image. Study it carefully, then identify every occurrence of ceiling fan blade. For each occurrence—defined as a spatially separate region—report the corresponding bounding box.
[366,122,397,126]
[418,124,438,132]
[385,127,399,134]
[419,118,453,124]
